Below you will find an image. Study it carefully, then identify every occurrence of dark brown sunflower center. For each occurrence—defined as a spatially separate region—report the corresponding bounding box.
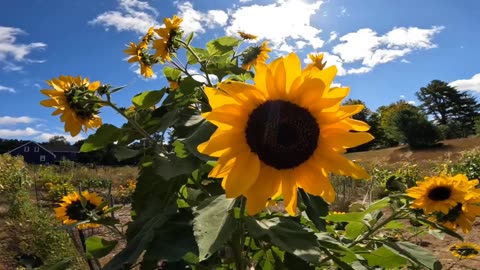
[65,200,98,221]
[428,186,452,201]
[245,100,319,169]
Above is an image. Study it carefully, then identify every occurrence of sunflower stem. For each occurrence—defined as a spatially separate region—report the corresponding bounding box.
[231,197,247,270]
[176,38,213,87]
[93,99,158,147]
[347,208,404,248]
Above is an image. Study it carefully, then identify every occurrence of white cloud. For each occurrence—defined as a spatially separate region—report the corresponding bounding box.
[328,31,338,43]
[449,73,480,93]
[34,132,85,144]
[176,2,228,34]
[0,116,37,125]
[0,127,40,137]
[0,26,46,71]
[0,85,15,93]
[186,68,218,84]
[332,26,443,74]
[407,100,416,105]
[239,0,253,2]
[225,0,325,51]
[90,0,159,34]
[400,59,410,64]
[400,95,405,99]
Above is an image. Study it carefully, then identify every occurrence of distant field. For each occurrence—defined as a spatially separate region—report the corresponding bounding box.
[346,137,480,165]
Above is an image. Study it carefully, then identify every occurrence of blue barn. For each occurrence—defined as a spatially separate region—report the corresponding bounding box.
[7,141,79,164]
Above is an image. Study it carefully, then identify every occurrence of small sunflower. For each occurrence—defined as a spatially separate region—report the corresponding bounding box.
[433,195,480,233]
[153,15,183,62]
[124,42,155,78]
[449,242,480,259]
[241,41,272,70]
[40,75,102,136]
[406,175,469,214]
[54,190,105,230]
[238,31,258,40]
[306,53,327,71]
[198,53,373,215]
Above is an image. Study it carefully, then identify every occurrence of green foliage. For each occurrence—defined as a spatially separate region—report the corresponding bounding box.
[85,236,118,259]
[448,149,480,180]
[416,80,480,138]
[391,107,441,148]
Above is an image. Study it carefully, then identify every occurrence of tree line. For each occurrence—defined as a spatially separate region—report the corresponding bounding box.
[347,79,480,150]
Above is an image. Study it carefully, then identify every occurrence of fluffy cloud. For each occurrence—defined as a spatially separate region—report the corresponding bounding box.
[225,0,325,51]
[0,116,36,125]
[0,26,46,72]
[0,85,15,93]
[176,2,228,34]
[90,0,159,34]
[0,127,40,137]
[34,132,85,144]
[331,26,443,74]
[449,73,480,93]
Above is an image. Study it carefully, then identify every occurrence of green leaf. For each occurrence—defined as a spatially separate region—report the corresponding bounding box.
[299,189,328,232]
[153,153,201,181]
[186,32,194,45]
[325,212,364,223]
[85,236,118,259]
[103,207,177,270]
[132,89,166,109]
[36,258,73,270]
[345,222,368,240]
[206,36,241,56]
[143,211,199,262]
[163,66,182,81]
[193,195,236,261]
[384,241,442,270]
[363,197,391,214]
[80,124,122,152]
[316,233,358,263]
[182,120,217,161]
[113,146,140,161]
[203,57,247,81]
[246,217,322,264]
[363,246,408,268]
[173,140,189,158]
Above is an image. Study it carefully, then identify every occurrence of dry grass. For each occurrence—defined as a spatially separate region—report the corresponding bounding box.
[346,137,480,165]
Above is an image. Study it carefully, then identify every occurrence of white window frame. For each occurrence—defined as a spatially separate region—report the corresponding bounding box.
[40,155,46,162]
[34,146,40,152]
[24,146,30,152]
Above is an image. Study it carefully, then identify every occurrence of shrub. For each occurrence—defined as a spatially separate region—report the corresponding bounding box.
[391,108,442,149]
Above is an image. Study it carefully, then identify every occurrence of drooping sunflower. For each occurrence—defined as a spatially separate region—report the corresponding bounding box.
[238,31,258,40]
[241,41,272,70]
[449,242,480,259]
[406,175,469,214]
[198,53,374,215]
[54,190,104,230]
[124,42,155,78]
[40,75,102,136]
[153,15,183,62]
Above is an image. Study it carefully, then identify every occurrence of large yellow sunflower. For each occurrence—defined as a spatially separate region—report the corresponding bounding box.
[241,41,272,70]
[449,242,480,259]
[153,15,183,62]
[406,175,469,214]
[198,53,373,215]
[40,75,102,136]
[54,190,104,230]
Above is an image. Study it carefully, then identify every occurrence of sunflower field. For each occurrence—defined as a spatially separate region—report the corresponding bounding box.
[18,14,480,270]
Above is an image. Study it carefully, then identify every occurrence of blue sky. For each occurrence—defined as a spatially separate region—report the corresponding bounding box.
[1,0,479,143]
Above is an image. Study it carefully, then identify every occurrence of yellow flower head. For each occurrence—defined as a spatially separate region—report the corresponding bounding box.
[169,80,180,91]
[141,27,155,47]
[432,193,480,233]
[238,31,258,40]
[306,53,327,71]
[153,15,183,62]
[124,42,155,78]
[449,242,480,259]
[241,41,272,70]
[198,53,373,215]
[54,190,105,230]
[40,75,103,136]
[406,175,470,214]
